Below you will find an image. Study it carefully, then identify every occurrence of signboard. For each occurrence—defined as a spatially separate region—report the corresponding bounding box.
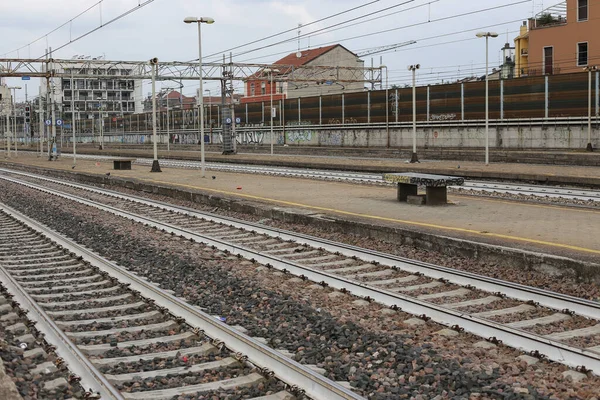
[21,76,31,81]
[45,120,52,126]
[56,119,63,126]
[235,117,241,124]
[225,117,232,124]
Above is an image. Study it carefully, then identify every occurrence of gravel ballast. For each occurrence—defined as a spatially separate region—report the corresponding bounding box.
[2,180,600,398]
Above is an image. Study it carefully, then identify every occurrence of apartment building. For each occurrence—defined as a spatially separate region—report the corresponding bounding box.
[242,44,365,104]
[44,57,143,124]
[516,0,599,76]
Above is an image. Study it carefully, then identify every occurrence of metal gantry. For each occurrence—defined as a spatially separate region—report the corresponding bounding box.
[0,58,383,84]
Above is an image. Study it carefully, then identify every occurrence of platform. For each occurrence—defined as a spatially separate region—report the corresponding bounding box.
[1,153,599,264]
[43,144,600,187]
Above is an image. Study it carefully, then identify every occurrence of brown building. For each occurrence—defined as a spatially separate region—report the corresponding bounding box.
[241,44,364,104]
[523,0,598,76]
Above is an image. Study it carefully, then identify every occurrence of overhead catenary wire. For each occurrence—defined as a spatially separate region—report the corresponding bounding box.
[226,0,420,60]
[235,1,530,63]
[202,0,382,60]
[0,0,103,57]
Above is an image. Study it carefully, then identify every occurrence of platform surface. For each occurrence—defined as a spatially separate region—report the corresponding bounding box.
[43,144,600,186]
[1,152,599,263]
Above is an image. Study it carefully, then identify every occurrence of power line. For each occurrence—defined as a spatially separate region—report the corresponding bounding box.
[237,1,529,63]
[1,0,103,57]
[227,0,417,60]
[203,0,382,60]
[2,0,158,60]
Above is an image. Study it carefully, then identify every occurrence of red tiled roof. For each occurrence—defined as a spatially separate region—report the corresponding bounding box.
[273,45,339,67]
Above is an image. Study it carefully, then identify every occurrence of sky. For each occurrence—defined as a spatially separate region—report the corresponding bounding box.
[0,0,540,102]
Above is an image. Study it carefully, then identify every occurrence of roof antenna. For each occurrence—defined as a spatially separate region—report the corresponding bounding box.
[296,23,302,58]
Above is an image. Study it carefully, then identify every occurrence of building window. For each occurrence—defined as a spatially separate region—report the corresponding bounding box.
[578,42,588,66]
[261,82,266,95]
[578,0,588,21]
[250,83,255,96]
[543,46,554,75]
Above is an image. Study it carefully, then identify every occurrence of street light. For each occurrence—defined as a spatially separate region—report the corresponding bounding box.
[150,57,161,173]
[407,65,419,163]
[184,16,215,178]
[263,68,280,155]
[476,31,498,165]
[585,65,597,152]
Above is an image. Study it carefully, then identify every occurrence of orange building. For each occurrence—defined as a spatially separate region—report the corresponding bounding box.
[523,0,599,76]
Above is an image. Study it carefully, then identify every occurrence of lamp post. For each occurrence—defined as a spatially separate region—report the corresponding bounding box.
[263,68,280,155]
[476,32,498,165]
[585,65,597,152]
[9,86,21,157]
[184,16,215,178]
[150,57,161,172]
[407,65,419,163]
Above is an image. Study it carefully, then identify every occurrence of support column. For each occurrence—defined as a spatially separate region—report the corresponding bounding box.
[500,80,504,120]
[426,86,430,121]
[319,95,322,125]
[367,90,371,124]
[395,89,399,123]
[461,83,465,121]
[341,94,345,125]
[425,187,448,206]
[397,183,417,202]
[544,75,549,119]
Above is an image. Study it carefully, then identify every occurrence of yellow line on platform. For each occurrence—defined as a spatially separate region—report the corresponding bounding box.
[452,194,600,214]
[140,177,600,256]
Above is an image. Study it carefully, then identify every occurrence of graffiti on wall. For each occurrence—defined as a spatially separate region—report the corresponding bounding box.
[389,92,399,117]
[430,114,457,121]
[327,117,358,125]
[286,121,314,143]
[319,132,343,146]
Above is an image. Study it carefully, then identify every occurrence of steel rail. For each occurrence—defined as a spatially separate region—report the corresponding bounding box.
[0,233,123,399]
[3,169,600,318]
[2,173,600,373]
[0,201,362,400]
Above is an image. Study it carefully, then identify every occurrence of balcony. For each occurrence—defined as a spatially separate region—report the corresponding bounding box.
[521,48,529,57]
[532,2,567,29]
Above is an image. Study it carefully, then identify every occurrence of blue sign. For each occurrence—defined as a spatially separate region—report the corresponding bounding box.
[21,76,31,81]
[56,119,63,126]
[235,117,241,124]
[225,117,232,124]
[45,120,52,126]
[64,124,72,129]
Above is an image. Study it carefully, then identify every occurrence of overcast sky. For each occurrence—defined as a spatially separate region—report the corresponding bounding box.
[0,0,538,102]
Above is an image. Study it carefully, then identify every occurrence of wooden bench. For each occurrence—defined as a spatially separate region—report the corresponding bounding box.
[111,158,135,170]
[383,173,464,206]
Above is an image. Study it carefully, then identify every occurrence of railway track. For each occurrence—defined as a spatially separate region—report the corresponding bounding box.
[1,169,600,376]
[37,152,600,203]
[0,202,362,400]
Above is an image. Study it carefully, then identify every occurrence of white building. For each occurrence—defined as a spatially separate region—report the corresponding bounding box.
[44,56,143,124]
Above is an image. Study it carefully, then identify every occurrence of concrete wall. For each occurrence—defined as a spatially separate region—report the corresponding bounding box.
[72,122,600,150]
[265,124,599,149]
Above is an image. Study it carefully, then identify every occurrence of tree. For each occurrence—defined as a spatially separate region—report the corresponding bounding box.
[537,13,557,26]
